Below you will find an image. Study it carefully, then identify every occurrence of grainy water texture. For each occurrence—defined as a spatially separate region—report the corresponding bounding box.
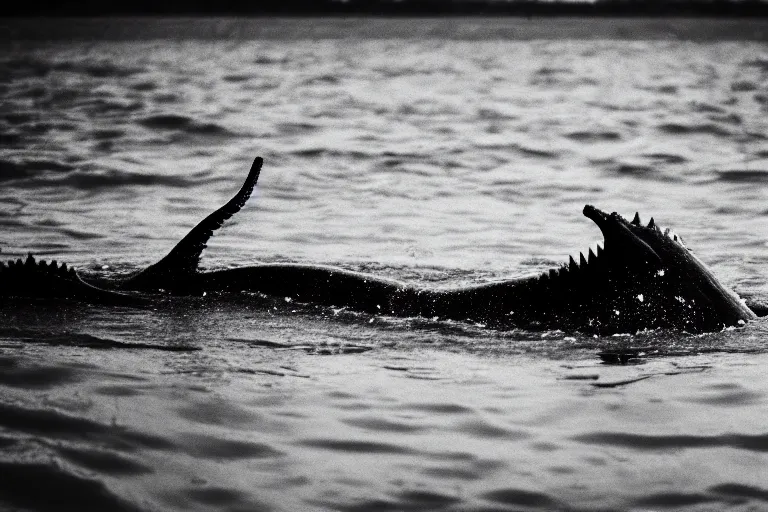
[1,18,768,512]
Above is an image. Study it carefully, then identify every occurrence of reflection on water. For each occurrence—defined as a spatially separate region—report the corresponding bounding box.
[1,17,767,512]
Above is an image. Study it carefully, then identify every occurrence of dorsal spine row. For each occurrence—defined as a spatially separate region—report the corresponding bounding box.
[0,254,77,278]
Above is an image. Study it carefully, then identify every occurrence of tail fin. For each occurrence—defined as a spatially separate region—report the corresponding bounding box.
[124,157,263,290]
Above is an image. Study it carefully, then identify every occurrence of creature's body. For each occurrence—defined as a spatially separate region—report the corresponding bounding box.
[1,157,762,334]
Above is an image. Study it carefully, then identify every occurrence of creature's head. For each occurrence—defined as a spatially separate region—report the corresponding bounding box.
[581,205,755,333]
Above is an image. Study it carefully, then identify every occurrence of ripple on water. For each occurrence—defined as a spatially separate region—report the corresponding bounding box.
[0,462,144,512]
[137,114,235,137]
[482,488,565,509]
[398,402,474,414]
[572,431,768,452]
[0,400,175,450]
[564,130,622,142]
[0,362,80,390]
[421,456,504,481]
[0,130,23,147]
[0,327,199,351]
[178,433,285,460]
[716,169,768,183]
[641,152,689,164]
[184,487,271,510]
[709,483,768,503]
[453,418,532,440]
[297,438,416,454]
[56,446,154,476]
[657,121,734,137]
[49,169,196,189]
[341,416,427,434]
[176,400,264,428]
[52,60,144,78]
[731,80,759,92]
[0,158,76,182]
[691,382,763,406]
[324,488,465,512]
[633,492,712,508]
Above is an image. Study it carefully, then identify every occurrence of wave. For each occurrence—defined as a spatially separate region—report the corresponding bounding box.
[709,483,768,502]
[633,492,711,508]
[1,56,143,80]
[0,158,76,182]
[657,122,734,137]
[0,130,23,147]
[137,114,235,136]
[289,147,374,160]
[298,438,415,454]
[731,80,759,92]
[689,101,728,114]
[482,488,564,509]
[614,163,654,176]
[334,490,461,512]
[57,446,154,476]
[743,57,768,71]
[0,327,200,351]
[0,357,80,390]
[0,400,174,449]
[641,152,688,164]
[178,433,284,460]
[0,462,145,512]
[565,130,621,142]
[572,431,768,452]
[0,158,201,189]
[632,484,768,507]
[52,169,196,189]
[716,169,768,183]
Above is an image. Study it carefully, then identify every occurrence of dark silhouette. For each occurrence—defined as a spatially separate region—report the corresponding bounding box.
[3,157,764,335]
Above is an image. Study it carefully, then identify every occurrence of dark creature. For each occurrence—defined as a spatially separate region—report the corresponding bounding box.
[2,157,763,335]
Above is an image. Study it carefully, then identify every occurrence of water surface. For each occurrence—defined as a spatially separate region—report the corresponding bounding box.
[1,18,768,512]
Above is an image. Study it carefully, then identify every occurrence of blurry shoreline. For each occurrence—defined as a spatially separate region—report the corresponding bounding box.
[4,0,768,18]
[1,16,767,41]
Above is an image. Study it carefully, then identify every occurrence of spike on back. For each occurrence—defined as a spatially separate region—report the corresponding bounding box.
[2,254,77,278]
[632,212,641,225]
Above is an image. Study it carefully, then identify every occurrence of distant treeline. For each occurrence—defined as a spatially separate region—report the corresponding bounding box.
[5,0,768,17]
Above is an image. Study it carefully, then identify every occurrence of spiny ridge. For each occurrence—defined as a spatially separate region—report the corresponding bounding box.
[569,256,578,272]
[0,254,76,276]
[539,244,603,283]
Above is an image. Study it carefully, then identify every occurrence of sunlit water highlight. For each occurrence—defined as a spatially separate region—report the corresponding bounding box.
[1,18,768,512]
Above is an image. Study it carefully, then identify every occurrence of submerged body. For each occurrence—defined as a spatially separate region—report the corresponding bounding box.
[1,157,761,335]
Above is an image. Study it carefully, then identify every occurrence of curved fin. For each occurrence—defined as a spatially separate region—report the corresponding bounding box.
[125,157,263,288]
